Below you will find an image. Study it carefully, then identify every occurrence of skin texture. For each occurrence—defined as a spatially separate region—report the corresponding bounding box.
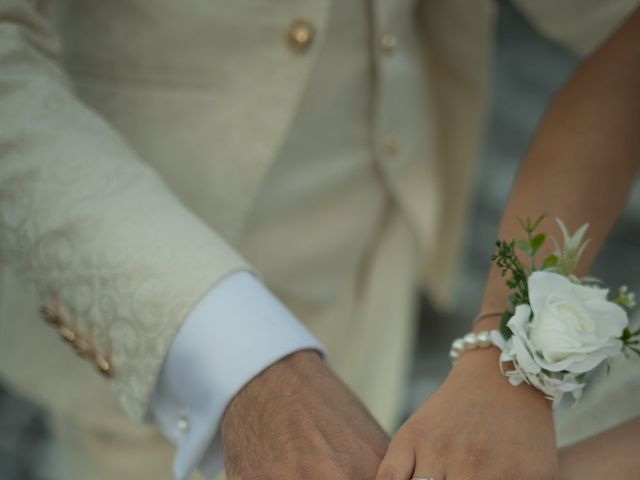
[379,6,640,480]
[559,417,640,480]
[378,348,557,480]
[221,350,389,480]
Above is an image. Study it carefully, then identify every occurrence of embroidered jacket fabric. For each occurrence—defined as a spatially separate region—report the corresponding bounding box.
[0,1,249,420]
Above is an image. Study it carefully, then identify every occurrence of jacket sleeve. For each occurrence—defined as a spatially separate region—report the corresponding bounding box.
[0,0,251,420]
[511,0,639,55]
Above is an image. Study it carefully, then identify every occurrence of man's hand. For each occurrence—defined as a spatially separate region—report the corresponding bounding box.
[222,350,389,479]
[377,348,558,480]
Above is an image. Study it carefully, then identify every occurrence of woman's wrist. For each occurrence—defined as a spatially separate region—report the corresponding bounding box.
[452,342,501,371]
[451,346,552,406]
[472,313,502,333]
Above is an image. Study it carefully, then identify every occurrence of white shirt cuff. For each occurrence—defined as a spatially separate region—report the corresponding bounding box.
[150,270,325,480]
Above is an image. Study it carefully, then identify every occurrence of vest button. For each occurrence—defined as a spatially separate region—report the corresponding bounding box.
[287,19,315,52]
[384,133,399,156]
[380,33,397,53]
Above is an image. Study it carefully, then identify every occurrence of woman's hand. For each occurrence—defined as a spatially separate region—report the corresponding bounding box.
[377,347,558,480]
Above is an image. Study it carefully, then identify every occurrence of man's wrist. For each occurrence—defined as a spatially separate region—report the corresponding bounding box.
[222,349,325,425]
[151,271,325,478]
[249,348,325,384]
[279,348,325,369]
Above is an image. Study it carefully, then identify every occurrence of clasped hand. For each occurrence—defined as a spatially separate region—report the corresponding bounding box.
[376,348,558,480]
[222,349,558,480]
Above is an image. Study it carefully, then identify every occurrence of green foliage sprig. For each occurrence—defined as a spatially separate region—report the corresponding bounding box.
[491,240,527,339]
[621,326,640,358]
[620,285,640,356]
[491,214,565,339]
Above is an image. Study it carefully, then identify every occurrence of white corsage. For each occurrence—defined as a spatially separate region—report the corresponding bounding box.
[490,216,637,405]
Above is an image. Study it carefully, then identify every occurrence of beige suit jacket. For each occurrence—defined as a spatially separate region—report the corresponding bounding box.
[0,0,635,424]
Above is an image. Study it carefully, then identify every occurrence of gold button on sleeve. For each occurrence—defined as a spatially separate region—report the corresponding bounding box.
[58,325,78,343]
[40,305,61,326]
[39,304,113,377]
[95,356,113,377]
[72,338,95,358]
[287,19,315,52]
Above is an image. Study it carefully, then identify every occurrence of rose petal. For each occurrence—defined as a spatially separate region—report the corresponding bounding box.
[528,272,572,315]
[538,350,608,373]
[585,299,629,337]
[507,304,532,339]
[511,335,541,374]
[570,282,609,303]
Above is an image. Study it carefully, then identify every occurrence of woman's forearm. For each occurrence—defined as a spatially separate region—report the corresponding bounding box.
[476,7,640,330]
[559,417,640,480]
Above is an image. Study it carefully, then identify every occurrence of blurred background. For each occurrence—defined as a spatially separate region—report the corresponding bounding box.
[1,1,639,478]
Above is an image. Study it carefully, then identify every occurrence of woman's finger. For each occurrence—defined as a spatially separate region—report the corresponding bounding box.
[375,438,415,480]
[412,445,446,480]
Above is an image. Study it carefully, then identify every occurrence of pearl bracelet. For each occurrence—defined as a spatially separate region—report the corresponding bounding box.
[449,330,498,363]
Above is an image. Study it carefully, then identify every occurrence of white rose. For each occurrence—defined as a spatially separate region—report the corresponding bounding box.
[507,272,627,374]
[492,271,629,403]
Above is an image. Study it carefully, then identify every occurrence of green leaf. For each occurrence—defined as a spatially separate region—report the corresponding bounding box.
[529,233,546,251]
[517,217,528,233]
[500,311,513,340]
[515,239,531,254]
[530,213,547,232]
[541,255,558,269]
